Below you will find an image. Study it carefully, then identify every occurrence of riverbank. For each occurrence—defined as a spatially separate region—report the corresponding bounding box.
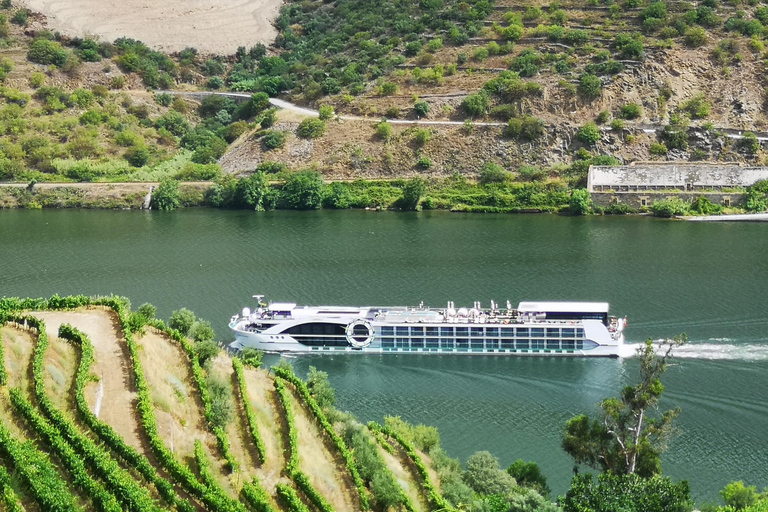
[0,182,212,209]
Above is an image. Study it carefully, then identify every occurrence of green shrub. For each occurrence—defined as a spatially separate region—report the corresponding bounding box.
[262,130,286,150]
[281,170,324,209]
[27,39,67,66]
[379,82,398,95]
[505,116,545,141]
[414,101,430,117]
[413,128,431,146]
[155,92,173,106]
[578,73,602,99]
[297,118,326,138]
[596,111,610,124]
[461,92,490,117]
[416,156,432,169]
[318,104,334,120]
[684,27,708,47]
[680,93,711,118]
[651,197,689,217]
[649,142,668,155]
[376,121,393,141]
[10,8,27,25]
[124,146,150,167]
[168,308,195,334]
[620,103,642,119]
[479,163,509,184]
[738,132,760,154]
[577,123,601,145]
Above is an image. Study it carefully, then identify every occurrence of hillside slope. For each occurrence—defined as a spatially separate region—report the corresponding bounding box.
[0,296,451,512]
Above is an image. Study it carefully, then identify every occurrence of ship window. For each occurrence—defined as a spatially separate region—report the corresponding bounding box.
[426,326,439,336]
[563,340,575,349]
[576,340,583,349]
[486,327,498,337]
[576,328,584,338]
[456,327,468,336]
[456,338,469,349]
[396,338,409,348]
[532,339,545,349]
[547,328,560,338]
[562,328,575,338]
[471,339,484,349]
[471,327,484,337]
[426,338,439,348]
[546,340,560,350]
[410,326,424,336]
[440,327,454,336]
[396,327,409,336]
[487,339,499,349]
[440,339,455,349]
[516,328,529,337]
[501,328,514,337]
[382,338,395,348]
[516,339,530,349]
[381,326,394,336]
[411,338,424,348]
[531,328,545,337]
[501,339,514,349]
[282,322,346,336]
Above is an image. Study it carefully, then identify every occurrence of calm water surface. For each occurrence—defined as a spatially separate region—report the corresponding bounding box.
[1,209,767,502]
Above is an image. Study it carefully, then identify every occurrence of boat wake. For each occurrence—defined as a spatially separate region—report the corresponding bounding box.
[622,341,768,361]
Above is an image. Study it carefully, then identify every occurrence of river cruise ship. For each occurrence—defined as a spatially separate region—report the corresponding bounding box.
[229,296,628,357]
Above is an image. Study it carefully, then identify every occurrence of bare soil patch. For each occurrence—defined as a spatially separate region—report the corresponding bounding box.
[18,0,281,55]
[290,388,357,512]
[242,368,289,493]
[1,325,37,439]
[32,309,143,450]
[135,330,211,459]
[377,440,426,512]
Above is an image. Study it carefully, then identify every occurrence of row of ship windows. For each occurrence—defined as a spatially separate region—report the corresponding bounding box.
[379,326,585,338]
[379,338,595,350]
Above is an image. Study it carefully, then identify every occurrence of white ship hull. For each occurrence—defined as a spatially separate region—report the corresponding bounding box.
[229,299,628,357]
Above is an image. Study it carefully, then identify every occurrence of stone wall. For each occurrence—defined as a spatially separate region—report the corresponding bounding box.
[591,191,745,209]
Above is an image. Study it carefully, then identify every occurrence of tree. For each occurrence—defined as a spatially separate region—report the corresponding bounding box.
[307,366,335,409]
[463,451,517,496]
[569,189,592,215]
[168,308,196,335]
[561,472,694,512]
[507,459,551,496]
[235,171,270,210]
[189,320,215,343]
[151,178,180,211]
[27,39,67,66]
[721,481,760,510]
[195,339,220,365]
[137,303,157,320]
[280,170,324,209]
[401,178,426,210]
[563,336,687,477]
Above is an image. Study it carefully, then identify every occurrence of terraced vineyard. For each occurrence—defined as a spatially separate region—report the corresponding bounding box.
[0,295,448,512]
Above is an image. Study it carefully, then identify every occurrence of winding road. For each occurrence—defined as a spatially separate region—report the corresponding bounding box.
[162,90,768,140]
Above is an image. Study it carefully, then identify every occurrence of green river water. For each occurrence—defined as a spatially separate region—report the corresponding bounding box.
[1,208,767,503]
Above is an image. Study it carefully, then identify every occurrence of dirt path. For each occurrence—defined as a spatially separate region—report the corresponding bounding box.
[376,439,426,512]
[32,309,143,450]
[290,389,356,512]
[242,369,287,493]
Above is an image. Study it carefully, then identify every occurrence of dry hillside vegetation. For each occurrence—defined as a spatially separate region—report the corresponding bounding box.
[0,300,448,512]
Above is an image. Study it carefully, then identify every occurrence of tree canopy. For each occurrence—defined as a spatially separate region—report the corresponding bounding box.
[562,335,686,477]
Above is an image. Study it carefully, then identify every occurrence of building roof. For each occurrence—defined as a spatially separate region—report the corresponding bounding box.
[588,164,768,191]
[517,302,610,313]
